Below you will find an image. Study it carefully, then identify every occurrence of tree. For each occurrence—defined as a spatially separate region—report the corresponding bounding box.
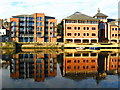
[57,23,62,35]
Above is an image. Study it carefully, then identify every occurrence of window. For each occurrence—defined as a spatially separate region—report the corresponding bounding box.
[92,27,96,30]
[78,33,80,36]
[36,27,39,31]
[119,28,120,30]
[83,33,86,36]
[115,34,117,36]
[112,34,114,36]
[92,33,96,36]
[87,33,89,36]
[115,28,117,30]
[40,22,42,26]
[112,28,114,30]
[40,27,42,31]
[78,60,80,63]
[87,27,89,30]
[67,27,71,29]
[83,27,86,30]
[74,33,77,36]
[78,27,80,30]
[67,33,71,36]
[74,27,77,30]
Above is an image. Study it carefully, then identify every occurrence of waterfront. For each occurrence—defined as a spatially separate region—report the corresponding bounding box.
[1,49,120,88]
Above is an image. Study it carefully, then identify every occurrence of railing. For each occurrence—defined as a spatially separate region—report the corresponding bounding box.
[19,34,34,37]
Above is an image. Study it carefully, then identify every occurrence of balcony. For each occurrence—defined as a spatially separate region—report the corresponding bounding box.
[11,34,16,37]
[11,29,16,32]
[36,34,43,37]
[19,34,34,37]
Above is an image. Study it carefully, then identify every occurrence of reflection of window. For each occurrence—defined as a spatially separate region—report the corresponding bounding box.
[92,60,95,62]
[67,60,71,63]
[91,66,95,68]
[67,66,71,69]
[83,66,88,69]
[74,60,76,63]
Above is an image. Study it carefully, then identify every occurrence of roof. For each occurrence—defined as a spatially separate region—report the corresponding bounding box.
[12,14,34,17]
[63,12,98,20]
[94,8,108,17]
[108,21,118,26]
[94,13,108,17]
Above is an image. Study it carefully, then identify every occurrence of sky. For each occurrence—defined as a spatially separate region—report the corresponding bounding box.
[0,0,119,23]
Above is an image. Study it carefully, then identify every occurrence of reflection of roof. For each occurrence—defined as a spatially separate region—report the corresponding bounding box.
[63,72,98,81]
[64,12,98,20]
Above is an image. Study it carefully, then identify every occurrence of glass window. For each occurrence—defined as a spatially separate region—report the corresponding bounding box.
[115,28,117,30]
[83,27,86,30]
[78,27,80,30]
[92,33,96,36]
[74,27,77,30]
[92,27,96,30]
[87,33,89,36]
[84,33,86,36]
[40,22,42,26]
[67,27,71,29]
[78,33,80,36]
[74,33,77,36]
[67,33,71,36]
[112,28,114,30]
[87,27,89,30]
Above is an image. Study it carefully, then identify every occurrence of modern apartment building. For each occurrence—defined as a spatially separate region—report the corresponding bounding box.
[108,21,120,43]
[62,11,99,43]
[10,13,57,42]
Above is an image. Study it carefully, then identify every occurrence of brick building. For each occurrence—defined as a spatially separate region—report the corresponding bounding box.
[10,13,57,42]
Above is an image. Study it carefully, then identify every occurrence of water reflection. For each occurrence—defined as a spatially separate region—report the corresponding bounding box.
[60,51,120,83]
[1,50,120,87]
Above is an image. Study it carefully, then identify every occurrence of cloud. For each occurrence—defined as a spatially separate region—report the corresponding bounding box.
[0,0,119,23]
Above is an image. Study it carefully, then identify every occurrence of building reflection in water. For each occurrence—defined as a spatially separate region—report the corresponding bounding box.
[1,51,120,84]
[60,51,120,84]
[10,53,57,82]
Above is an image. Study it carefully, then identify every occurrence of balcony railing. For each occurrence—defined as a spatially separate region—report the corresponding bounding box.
[19,34,34,37]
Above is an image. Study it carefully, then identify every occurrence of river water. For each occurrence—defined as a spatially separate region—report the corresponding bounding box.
[1,49,120,88]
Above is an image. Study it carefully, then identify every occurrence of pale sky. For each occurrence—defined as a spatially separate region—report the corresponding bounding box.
[0,0,119,23]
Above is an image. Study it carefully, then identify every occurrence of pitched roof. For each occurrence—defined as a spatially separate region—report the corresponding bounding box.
[94,8,108,17]
[13,14,34,17]
[63,12,98,20]
[94,12,108,17]
[108,21,118,25]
